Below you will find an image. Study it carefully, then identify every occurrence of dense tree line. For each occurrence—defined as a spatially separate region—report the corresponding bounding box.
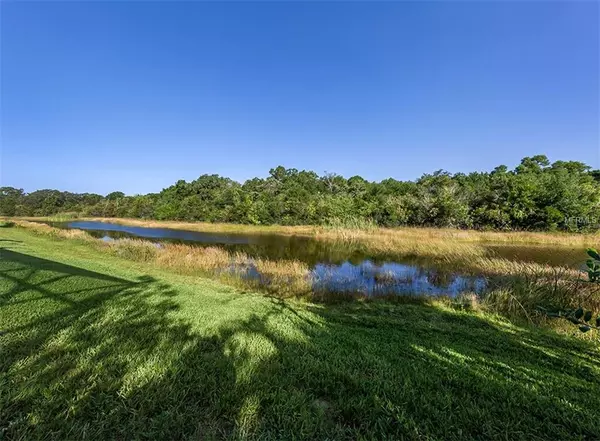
[2,155,600,231]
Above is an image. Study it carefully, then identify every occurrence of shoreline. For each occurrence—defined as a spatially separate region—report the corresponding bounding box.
[8,215,599,246]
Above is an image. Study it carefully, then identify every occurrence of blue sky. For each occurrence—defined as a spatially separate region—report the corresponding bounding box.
[1,1,598,195]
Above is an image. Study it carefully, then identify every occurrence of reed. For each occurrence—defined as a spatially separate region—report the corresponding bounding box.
[45,212,80,222]
[249,258,312,297]
[155,243,243,272]
[104,238,159,262]
[314,224,599,246]
[482,267,600,323]
[323,217,379,233]
[93,235,312,297]
[464,256,582,278]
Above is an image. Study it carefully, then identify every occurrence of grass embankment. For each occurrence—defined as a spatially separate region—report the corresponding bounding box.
[10,220,314,298]
[1,226,600,440]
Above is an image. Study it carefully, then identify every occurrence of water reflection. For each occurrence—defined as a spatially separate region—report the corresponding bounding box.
[313,261,487,297]
[485,244,583,268]
[64,221,261,245]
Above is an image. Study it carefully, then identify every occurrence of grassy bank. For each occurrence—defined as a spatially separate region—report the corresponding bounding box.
[1,226,600,440]
[9,220,314,299]
[6,219,600,322]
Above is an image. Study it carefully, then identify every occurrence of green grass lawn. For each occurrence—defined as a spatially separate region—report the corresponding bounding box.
[1,227,600,440]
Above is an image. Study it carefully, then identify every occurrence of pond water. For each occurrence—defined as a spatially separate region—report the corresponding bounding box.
[47,221,584,298]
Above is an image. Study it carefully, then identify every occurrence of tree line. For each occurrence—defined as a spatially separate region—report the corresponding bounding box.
[2,155,600,231]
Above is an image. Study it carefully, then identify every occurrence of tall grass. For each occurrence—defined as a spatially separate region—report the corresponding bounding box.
[105,238,159,262]
[45,212,80,222]
[324,217,379,233]
[480,273,600,336]
[100,236,312,298]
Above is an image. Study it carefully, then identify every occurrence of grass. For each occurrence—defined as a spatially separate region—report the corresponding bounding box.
[1,226,600,440]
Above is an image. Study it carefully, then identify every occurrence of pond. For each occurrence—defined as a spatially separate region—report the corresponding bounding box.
[47,221,584,298]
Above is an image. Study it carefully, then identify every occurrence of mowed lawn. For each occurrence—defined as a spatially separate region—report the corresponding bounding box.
[1,228,600,440]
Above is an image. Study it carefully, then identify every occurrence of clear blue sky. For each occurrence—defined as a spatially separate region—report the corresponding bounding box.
[1,1,598,195]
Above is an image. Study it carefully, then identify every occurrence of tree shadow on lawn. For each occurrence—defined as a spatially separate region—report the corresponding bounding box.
[1,249,600,440]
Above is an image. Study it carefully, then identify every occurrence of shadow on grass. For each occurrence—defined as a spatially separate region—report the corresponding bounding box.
[1,249,600,440]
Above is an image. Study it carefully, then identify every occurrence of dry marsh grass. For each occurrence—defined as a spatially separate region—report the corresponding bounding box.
[155,243,244,272]
[252,258,312,295]
[465,256,582,278]
[100,236,312,297]
[319,224,599,246]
